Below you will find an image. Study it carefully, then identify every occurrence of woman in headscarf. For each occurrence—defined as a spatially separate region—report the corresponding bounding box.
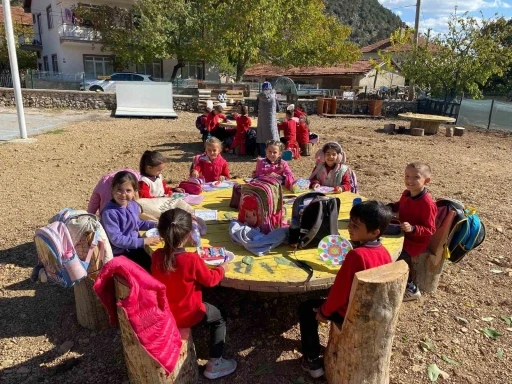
[255,81,279,157]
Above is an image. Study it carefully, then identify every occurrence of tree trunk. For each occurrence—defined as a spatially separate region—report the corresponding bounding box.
[114,277,198,384]
[170,61,184,81]
[324,261,408,384]
[235,59,248,82]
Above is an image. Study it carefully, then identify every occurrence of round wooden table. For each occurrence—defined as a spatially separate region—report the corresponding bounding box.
[398,113,456,135]
[218,119,258,129]
[148,184,403,293]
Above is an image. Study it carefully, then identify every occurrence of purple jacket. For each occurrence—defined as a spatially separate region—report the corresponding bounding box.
[253,157,295,190]
[100,200,155,255]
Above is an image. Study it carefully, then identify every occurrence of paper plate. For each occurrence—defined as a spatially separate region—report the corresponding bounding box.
[145,228,160,238]
[317,235,352,266]
[209,181,233,189]
[314,186,334,193]
[204,251,235,266]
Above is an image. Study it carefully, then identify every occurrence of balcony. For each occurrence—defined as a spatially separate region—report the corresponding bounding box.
[58,24,101,43]
[18,33,43,51]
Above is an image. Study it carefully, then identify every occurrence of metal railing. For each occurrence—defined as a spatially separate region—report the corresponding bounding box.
[18,33,43,49]
[58,24,101,42]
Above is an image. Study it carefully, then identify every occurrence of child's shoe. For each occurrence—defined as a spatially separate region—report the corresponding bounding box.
[204,357,237,379]
[403,282,421,302]
[301,356,324,378]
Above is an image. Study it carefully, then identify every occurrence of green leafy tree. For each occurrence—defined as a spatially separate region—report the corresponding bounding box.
[482,17,512,97]
[385,13,512,99]
[0,23,37,72]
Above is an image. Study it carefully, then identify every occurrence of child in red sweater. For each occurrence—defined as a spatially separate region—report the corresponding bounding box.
[205,105,227,138]
[389,162,437,301]
[151,208,237,380]
[230,105,252,155]
[296,115,310,146]
[196,107,212,142]
[298,201,392,378]
[191,137,230,182]
[278,110,298,147]
[138,151,184,198]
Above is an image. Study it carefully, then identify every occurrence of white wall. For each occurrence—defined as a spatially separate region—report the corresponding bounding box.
[356,68,405,89]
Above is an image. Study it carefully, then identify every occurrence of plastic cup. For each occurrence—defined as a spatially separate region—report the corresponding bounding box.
[352,197,363,206]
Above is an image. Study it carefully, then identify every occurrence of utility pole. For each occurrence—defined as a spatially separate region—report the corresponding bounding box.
[408,0,421,101]
[2,0,28,139]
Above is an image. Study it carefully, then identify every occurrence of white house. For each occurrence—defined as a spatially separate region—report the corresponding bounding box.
[20,0,219,81]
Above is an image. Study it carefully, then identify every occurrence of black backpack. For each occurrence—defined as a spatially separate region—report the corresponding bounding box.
[289,192,341,248]
[245,129,257,156]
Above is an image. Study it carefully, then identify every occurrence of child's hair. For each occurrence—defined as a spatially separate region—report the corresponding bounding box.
[214,105,223,113]
[406,162,432,178]
[204,106,212,113]
[157,208,193,272]
[139,150,167,177]
[111,171,138,195]
[322,142,342,154]
[265,139,284,151]
[350,200,392,236]
[205,136,222,148]
[240,105,248,115]
[285,109,293,117]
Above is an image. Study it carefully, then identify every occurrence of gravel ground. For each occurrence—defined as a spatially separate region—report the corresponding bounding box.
[1,110,511,384]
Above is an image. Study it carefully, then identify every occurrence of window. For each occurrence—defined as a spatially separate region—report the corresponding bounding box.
[132,75,145,81]
[46,5,53,29]
[37,51,41,59]
[110,73,132,81]
[136,60,163,79]
[180,62,204,80]
[84,55,114,78]
[32,14,36,23]
[36,13,42,35]
[43,56,49,72]
[51,54,58,73]
[38,63,42,71]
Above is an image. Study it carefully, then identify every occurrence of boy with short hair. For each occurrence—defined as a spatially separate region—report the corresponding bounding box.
[195,107,212,142]
[389,162,437,301]
[298,201,393,379]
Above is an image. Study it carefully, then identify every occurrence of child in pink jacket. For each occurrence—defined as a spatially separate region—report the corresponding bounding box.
[252,140,294,190]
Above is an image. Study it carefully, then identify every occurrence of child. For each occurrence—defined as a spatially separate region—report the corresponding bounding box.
[388,162,437,301]
[138,151,184,198]
[252,140,295,190]
[294,104,307,120]
[278,110,298,147]
[87,168,140,215]
[230,105,252,155]
[309,142,351,191]
[191,137,230,182]
[196,107,212,142]
[151,208,237,380]
[298,201,392,378]
[205,105,227,138]
[296,115,310,146]
[101,171,160,272]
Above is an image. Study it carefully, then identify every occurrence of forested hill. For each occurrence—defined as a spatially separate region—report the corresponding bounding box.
[324,0,405,47]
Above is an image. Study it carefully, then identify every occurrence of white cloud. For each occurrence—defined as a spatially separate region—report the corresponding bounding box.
[395,10,403,15]
[380,0,510,14]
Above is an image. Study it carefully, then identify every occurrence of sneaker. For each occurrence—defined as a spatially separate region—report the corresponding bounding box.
[301,356,325,379]
[403,287,421,301]
[204,357,237,379]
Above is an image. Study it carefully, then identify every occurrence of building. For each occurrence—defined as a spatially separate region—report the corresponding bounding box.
[19,0,219,81]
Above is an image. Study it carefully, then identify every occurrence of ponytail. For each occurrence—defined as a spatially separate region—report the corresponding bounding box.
[157,208,193,272]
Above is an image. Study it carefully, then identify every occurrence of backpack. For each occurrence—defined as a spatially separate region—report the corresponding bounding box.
[245,129,257,156]
[237,176,284,234]
[347,167,358,194]
[34,221,93,287]
[437,199,486,263]
[288,192,341,248]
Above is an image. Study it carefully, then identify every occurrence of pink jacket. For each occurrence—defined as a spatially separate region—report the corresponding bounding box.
[94,256,182,375]
[87,169,140,215]
[253,157,295,190]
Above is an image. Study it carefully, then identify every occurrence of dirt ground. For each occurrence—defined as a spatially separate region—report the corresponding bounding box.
[1,110,511,384]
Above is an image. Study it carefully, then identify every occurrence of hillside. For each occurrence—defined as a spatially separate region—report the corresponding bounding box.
[325,0,405,47]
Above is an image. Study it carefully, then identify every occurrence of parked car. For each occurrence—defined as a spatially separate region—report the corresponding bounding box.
[82,73,154,92]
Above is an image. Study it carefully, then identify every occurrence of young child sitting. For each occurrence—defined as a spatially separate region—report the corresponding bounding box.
[252,140,295,190]
[309,142,352,192]
[278,109,298,147]
[196,107,212,142]
[296,116,310,146]
[151,208,237,380]
[388,162,437,301]
[229,105,252,155]
[298,201,392,378]
[191,137,230,182]
[100,171,160,272]
[138,150,184,198]
[206,105,227,139]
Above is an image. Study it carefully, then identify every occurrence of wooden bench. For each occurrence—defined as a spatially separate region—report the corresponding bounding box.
[325,261,408,383]
[198,89,245,114]
[114,276,199,384]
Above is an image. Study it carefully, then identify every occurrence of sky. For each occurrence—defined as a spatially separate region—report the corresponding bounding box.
[378,0,512,35]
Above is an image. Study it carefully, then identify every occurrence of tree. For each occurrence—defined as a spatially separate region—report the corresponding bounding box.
[384,13,512,100]
[482,18,512,98]
[0,23,37,72]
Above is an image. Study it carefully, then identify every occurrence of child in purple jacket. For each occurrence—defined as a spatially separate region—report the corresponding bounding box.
[100,171,159,272]
[252,140,295,190]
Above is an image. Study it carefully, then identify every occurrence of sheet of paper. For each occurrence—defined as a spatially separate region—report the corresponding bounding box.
[194,209,218,221]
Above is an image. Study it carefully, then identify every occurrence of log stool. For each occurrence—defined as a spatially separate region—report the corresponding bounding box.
[324,261,408,384]
[300,143,313,156]
[115,277,199,384]
[446,127,454,137]
[454,127,465,136]
[411,128,424,136]
[74,233,109,330]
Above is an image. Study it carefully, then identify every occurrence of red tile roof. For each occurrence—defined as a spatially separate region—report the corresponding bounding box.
[244,60,376,78]
[0,6,33,26]
[360,36,432,53]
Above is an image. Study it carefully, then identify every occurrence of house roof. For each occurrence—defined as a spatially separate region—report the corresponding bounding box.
[0,5,33,26]
[360,36,432,54]
[244,60,377,78]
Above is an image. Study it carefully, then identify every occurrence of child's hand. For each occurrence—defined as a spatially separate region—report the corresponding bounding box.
[173,188,185,193]
[191,170,199,178]
[144,236,160,246]
[220,261,230,272]
[313,308,327,324]
[400,222,413,232]
[311,183,319,190]
[219,176,226,182]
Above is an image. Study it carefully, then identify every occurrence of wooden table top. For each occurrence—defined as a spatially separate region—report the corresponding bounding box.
[218,119,258,128]
[398,113,456,123]
[148,183,403,293]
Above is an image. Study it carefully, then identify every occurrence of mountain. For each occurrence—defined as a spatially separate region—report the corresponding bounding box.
[324,0,405,47]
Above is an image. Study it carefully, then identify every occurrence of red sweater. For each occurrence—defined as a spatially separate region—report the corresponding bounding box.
[233,114,252,137]
[297,122,309,145]
[192,154,230,182]
[206,111,227,132]
[151,249,225,328]
[390,189,437,257]
[278,119,297,144]
[138,179,173,198]
[320,241,392,319]
[294,109,307,119]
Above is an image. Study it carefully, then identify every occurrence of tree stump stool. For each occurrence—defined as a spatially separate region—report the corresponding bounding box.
[74,233,109,330]
[446,127,454,137]
[324,261,408,384]
[454,127,465,136]
[411,128,424,136]
[114,277,199,384]
[411,209,456,294]
[300,143,313,156]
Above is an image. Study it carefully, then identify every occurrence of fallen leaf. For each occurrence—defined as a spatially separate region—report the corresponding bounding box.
[500,316,512,325]
[442,355,461,365]
[506,328,512,332]
[427,364,448,381]
[420,339,434,352]
[490,269,504,274]
[497,348,504,359]
[455,316,469,324]
[254,362,273,376]
[482,317,494,322]
[481,328,502,339]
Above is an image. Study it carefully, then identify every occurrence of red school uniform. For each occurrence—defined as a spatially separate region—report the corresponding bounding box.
[138,176,173,198]
[205,111,227,132]
[192,153,230,182]
[297,121,309,145]
[151,249,225,328]
[278,119,297,145]
[230,114,252,155]
[294,109,307,119]
[319,241,391,319]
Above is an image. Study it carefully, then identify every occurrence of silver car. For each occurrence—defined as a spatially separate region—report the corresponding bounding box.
[83,73,154,92]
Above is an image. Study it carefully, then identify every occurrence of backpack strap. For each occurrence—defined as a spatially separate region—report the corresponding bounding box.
[299,198,325,248]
